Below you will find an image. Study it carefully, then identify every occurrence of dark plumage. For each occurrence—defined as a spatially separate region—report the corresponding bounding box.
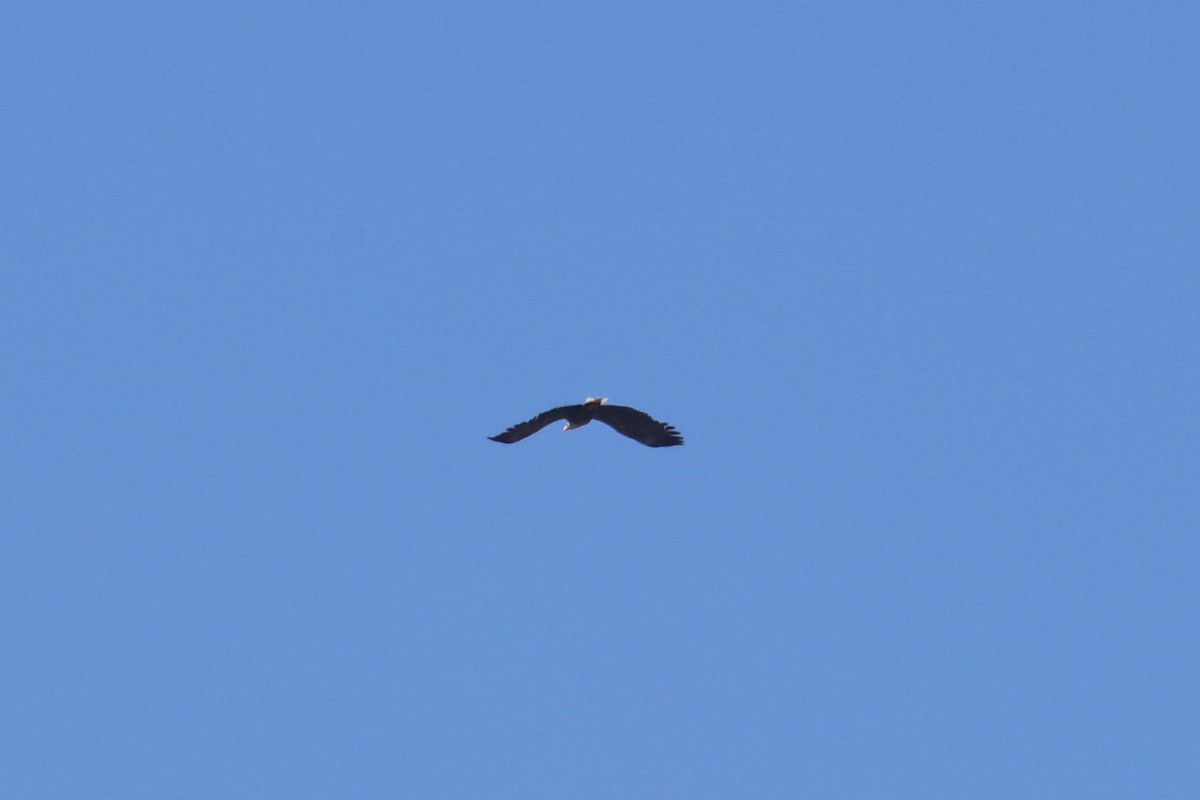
[489,397,684,448]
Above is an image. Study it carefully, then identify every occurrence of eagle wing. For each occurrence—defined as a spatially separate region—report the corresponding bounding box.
[488,405,579,444]
[592,404,684,447]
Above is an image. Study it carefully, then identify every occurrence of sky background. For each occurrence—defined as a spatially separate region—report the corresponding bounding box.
[3,2,1198,797]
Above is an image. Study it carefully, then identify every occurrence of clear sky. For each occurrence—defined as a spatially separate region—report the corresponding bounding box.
[4,2,1198,797]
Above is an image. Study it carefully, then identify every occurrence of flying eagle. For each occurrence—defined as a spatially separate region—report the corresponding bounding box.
[489,397,684,447]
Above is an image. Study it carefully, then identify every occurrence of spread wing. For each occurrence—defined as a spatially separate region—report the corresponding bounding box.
[593,404,684,447]
[488,405,579,444]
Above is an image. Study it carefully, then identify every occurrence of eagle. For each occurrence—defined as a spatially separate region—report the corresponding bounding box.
[489,397,684,447]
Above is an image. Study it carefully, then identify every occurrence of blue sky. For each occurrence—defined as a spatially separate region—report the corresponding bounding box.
[4,2,1198,797]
